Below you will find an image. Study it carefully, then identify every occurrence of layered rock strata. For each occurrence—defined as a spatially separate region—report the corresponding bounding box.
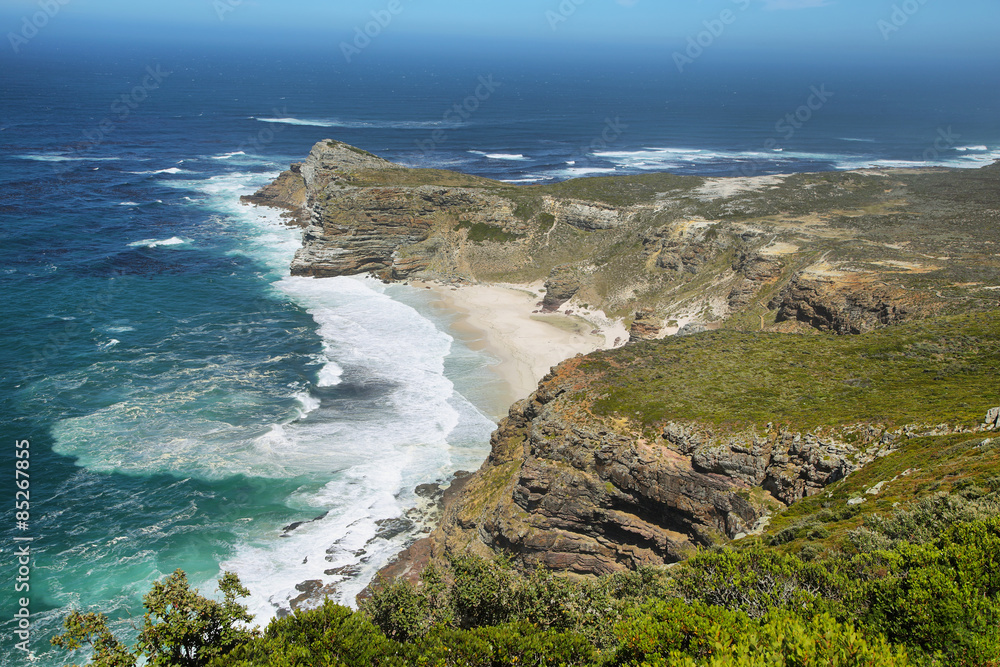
[385,356,869,579]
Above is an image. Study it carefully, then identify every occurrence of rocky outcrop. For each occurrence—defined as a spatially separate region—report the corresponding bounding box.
[248,140,535,280]
[985,407,1000,431]
[727,251,784,310]
[390,356,876,579]
[644,223,732,276]
[542,266,581,312]
[427,364,759,575]
[663,422,855,506]
[769,273,929,334]
[629,308,662,341]
[299,139,397,188]
[240,163,307,224]
[545,198,622,231]
[290,187,438,278]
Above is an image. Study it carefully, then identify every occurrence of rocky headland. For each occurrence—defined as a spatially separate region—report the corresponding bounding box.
[245,140,1000,594]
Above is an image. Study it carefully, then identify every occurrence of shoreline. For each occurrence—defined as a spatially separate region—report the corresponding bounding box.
[414,280,629,410]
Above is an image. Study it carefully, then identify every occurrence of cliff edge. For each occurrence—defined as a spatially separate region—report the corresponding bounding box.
[249,140,1000,336]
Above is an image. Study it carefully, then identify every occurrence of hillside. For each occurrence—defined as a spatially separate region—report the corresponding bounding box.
[246,140,1000,338]
[383,311,1000,583]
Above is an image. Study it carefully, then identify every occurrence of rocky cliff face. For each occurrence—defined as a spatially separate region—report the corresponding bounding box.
[768,271,934,335]
[251,140,1000,337]
[386,355,888,579]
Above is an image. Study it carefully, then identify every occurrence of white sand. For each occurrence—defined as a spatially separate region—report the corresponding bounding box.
[416,281,628,406]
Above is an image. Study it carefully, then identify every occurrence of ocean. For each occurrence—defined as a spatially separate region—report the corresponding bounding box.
[1,41,998,664]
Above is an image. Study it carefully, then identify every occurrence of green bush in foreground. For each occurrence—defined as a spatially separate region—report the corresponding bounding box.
[610,600,913,667]
[55,514,1000,666]
[52,570,256,667]
[851,517,1000,665]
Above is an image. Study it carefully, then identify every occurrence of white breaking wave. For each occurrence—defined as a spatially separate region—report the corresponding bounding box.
[252,116,463,130]
[832,153,1000,170]
[212,151,248,159]
[469,150,530,161]
[500,176,552,184]
[149,167,189,175]
[555,166,618,178]
[127,237,189,248]
[589,145,1000,173]
[16,154,120,162]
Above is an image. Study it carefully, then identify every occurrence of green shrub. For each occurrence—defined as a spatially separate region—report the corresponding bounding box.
[415,622,597,666]
[673,548,846,618]
[848,489,1000,553]
[456,221,523,243]
[53,570,256,667]
[852,517,1000,664]
[217,600,405,667]
[610,601,912,666]
[449,554,521,628]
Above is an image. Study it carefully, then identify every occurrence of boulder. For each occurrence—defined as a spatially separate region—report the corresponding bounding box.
[542,266,581,312]
[985,407,1000,431]
[629,308,662,341]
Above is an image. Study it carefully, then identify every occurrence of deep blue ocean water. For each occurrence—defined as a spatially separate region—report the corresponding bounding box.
[1,41,998,664]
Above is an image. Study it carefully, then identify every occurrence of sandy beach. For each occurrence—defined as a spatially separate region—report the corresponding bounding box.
[416,281,629,408]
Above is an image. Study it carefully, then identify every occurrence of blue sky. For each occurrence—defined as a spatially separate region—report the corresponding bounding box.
[2,0,997,59]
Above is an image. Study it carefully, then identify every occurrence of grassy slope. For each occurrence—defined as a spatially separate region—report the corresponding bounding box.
[758,431,1000,556]
[581,311,1000,433]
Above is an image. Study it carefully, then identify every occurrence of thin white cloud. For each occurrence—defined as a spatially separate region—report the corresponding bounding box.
[762,0,833,10]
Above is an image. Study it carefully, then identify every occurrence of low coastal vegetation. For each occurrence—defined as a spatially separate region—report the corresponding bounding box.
[584,310,1000,431]
[54,492,1000,665]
